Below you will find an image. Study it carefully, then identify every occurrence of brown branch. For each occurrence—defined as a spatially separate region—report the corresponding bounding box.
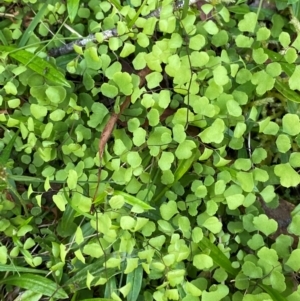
[91,67,150,204]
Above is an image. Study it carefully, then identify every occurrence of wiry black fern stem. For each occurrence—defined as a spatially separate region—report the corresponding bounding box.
[48,0,199,57]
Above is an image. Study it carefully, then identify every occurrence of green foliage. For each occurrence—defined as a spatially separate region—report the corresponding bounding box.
[1,0,300,300]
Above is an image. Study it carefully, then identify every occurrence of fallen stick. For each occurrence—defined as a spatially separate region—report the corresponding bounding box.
[48,0,200,57]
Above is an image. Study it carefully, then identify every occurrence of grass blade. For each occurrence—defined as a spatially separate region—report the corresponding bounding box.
[0,46,70,87]
[181,0,190,19]
[0,129,19,166]
[18,2,48,47]
[67,0,80,23]
[0,274,68,299]
[113,190,155,210]
[152,149,199,204]
[127,0,148,29]
[198,237,239,277]
[126,264,143,301]
[0,264,47,274]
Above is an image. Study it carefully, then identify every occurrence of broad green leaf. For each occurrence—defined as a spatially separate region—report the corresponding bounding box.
[290,152,300,167]
[252,70,275,95]
[160,201,178,220]
[276,134,291,153]
[189,34,205,50]
[120,42,135,58]
[158,152,174,171]
[67,0,80,23]
[212,30,228,47]
[45,86,66,104]
[53,194,67,211]
[199,118,225,144]
[201,284,229,301]
[198,237,238,276]
[257,27,271,41]
[175,140,197,160]
[252,48,268,64]
[126,264,143,301]
[285,249,300,271]
[266,62,282,77]
[0,129,19,165]
[289,65,300,91]
[288,215,300,235]
[202,216,222,234]
[30,104,47,119]
[279,32,291,47]
[247,234,265,250]
[65,254,123,291]
[113,190,154,210]
[274,163,300,187]
[14,290,42,301]
[0,274,68,299]
[113,72,133,95]
[166,269,185,286]
[0,246,7,264]
[57,204,77,237]
[282,113,300,135]
[213,65,229,86]
[146,72,163,89]
[83,243,104,258]
[101,83,118,98]
[238,12,257,32]
[18,2,48,47]
[242,261,263,278]
[252,148,267,164]
[193,254,213,270]
[275,79,300,103]
[270,270,286,292]
[236,171,254,192]
[253,214,277,236]
[260,185,276,203]
[0,46,70,87]
[226,99,242,117]
[284,47,297,63]
[226,194,244,210]
[203,20,219,35]
[128,0,147,28]
[258,283,288,301]
[152,149,198,203]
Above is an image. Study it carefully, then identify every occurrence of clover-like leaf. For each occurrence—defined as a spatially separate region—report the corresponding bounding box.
[199,118,225,144]
[253,214,277,236]
[282,113,300,135]
[274,163,300,187]
[160,201,178,220]
[238,12,257,33]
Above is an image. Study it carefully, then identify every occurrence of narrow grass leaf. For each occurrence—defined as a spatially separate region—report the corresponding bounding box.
[18,2,48,47]
[0,265,47,274]
[65,254,126,291]
[152,149,199,204]
[113,190,154,210]
[67,0,80,23]
[275,79,300,103]
[0,46,70,87]
[258,283,288,301]
[128,0,148,29]
[126,264,143,301]
[80,299,114,301]
[181,0,190,19]
[109,0,130,24]
[198,237,239,276]
[0,30,8,46]
[0,274,68,299]
[0,130,19,165]
[15,290,42,301]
